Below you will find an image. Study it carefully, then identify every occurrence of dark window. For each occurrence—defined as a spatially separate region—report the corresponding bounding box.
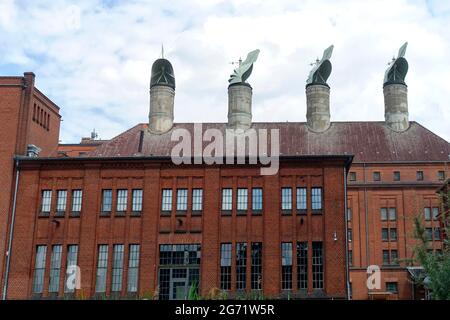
[312,242,323,289]
[48,245,62,293]
[425,228,433,241]
[251,243,262,290]
[56,190,67,213]
[348,250,353,267]
[132,189,143,212]
[101,189,112,212]
[311,187,322,211]
[176,189,188,211]
[71,190,83,213]
[434,228,441,240]
[116,189,128,212]
[281,187,292,211]
[237,188,248,211]
[347,229,352,242]
[386,282,398,294]
[390,228,397,241]
[296,187,307,211]
[220,243,232,290]
[222,188,233,211]
[252,188,263,212]
[41,190,52,213]
[281,242,292,290]
[393,171,400,181]
[95,245,108,293]
[391,250,398,265]
[382,250,390,265]
[349,172,356,181]
[236,243,247,290]
[111,244,124,292]
[161,189,172,212]
[192,189,203,212]
[64,245,78,293]
[297,242,308,290]
[159,244,201,266]
[373,172,381,181]
[127,244,140,293]
[382,228,389,241]
[438,171,445,181]
[32,245,47,294]
[416,171,424,181]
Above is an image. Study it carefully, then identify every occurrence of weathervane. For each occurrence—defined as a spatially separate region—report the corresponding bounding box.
[228,49,260,85]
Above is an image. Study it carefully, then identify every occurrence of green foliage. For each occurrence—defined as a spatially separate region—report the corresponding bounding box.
[412,189,450,300]
[188,281,200,300]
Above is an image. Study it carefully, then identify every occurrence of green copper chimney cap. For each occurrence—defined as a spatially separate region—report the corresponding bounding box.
[150,58,175,89]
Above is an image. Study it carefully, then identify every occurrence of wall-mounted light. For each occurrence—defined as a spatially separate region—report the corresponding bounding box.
[333,231,338,241]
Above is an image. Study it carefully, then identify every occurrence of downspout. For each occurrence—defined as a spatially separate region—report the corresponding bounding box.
[2,159,20,300]
[363,163,370,266]
[344,167,350,299]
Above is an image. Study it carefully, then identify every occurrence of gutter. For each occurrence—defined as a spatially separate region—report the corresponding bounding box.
[2,159,20,300]
[344,167,350,299]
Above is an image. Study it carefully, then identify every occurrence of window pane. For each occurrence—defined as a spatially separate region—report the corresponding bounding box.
[388,208,396,221]
[117,189,128,212]
[432,207,439,220]
[416,171,424,181]
[252,188,263,211]
[391,250,398,264]
[380,208,387,221]
[111,244,124,292]
[312,242,323,289]
[393,171,400,181]
[297,242,308,290]
[383,250,390,265]
[281,243,293,289]
[296,187,307,210]
[222,189,232,211]
[127,244,140,292]
[48,245,62,293]
[132,189,143,212]
[311,187,322,211]
[424,207,431,221]
[161,189,172,211]
[382,228,389,241]
[373,172,381,181]
[390,228,397,241]
[236,243,247,290]
[434,228,441,240]
[32,245,47,293]
[192,189,203,211]
[71,190,83,212]
[251,243,262,290]
[65,245,79,293]
[348,229,352,242]
[102,189,112,212]
[56,190,67,212]
[176,189,188,211]
[237,188,248,211]
[281,187,292,210]
[95,245,108,293]
[41,190,52,213]
[347,208,352,221]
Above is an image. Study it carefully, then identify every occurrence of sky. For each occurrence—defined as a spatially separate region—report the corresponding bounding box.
[0,0,449,143]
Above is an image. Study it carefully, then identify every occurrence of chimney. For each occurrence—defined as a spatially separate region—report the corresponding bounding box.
[384,42,409,132]
[306,45,333,133]
[149,58,175,134]
[227,83,252,130]
[227,49,260,130]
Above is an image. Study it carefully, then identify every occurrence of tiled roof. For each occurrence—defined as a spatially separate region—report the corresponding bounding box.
[88,121,450,162]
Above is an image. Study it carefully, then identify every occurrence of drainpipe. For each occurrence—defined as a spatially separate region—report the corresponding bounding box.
[2,159,20,300]
[344,167,350,299]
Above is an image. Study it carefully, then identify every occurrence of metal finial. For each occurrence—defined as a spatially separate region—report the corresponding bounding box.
[161,44,164,59]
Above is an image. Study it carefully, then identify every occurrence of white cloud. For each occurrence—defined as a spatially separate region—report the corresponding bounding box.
[0,0,448,142]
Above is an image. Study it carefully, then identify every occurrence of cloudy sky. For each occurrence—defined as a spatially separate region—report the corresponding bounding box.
[0,0,449,143]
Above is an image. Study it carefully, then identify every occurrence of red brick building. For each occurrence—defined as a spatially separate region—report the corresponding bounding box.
[1,59,449,299]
